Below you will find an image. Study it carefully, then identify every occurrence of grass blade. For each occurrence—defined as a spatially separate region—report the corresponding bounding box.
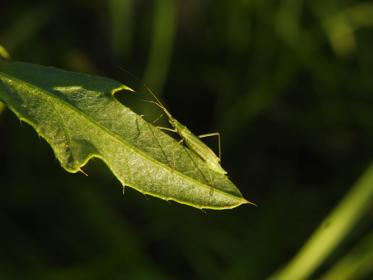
[321,232,373,280]
[270,163,373,280]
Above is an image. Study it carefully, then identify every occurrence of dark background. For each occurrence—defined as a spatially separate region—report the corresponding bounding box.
[0,1,372,279]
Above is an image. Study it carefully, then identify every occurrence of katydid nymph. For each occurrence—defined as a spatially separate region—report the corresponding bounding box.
[145,88,227,175]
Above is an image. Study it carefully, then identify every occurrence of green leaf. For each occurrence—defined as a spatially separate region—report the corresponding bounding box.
[0,60,251,210]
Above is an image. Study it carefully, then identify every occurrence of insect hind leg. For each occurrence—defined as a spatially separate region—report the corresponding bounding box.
[198,132,221,160]
[158,126,177,133]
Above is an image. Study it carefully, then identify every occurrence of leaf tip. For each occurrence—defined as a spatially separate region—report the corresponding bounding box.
[113,84,135,95]
[237,197,257,208]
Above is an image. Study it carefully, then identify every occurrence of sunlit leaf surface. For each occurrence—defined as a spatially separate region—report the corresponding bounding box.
[0,60,250,210]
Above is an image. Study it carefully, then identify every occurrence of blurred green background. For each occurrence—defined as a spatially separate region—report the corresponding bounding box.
[1,1,372,279]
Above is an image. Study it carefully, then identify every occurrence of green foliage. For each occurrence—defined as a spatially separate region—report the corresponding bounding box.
[0,60,249,210]
[1,0,373,279]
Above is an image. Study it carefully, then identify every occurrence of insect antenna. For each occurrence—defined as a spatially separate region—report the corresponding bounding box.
[142,99,165,112]
[117,66,170,116]
[143,84,166,109]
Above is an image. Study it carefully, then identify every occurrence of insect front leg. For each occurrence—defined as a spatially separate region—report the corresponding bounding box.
[152,113,164,124]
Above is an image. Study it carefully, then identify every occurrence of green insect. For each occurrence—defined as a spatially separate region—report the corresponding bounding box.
[146,87,227,175]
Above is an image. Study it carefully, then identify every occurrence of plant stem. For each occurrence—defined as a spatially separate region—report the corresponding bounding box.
[144,0,176,94]
[0,101,5,115]
[320,232,373,280]
[0,44,11,60]
[269,163,373,280]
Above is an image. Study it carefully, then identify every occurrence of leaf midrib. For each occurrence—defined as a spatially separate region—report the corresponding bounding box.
[0,70,244,202]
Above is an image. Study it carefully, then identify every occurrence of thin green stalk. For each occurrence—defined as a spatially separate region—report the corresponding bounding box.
[0,45,10,115]
[321,232,373,280]
[108,0,134,59]
[0,44,11,60]
[144,0,176,93]
[0,101,5,115]
[270,163,373,280]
